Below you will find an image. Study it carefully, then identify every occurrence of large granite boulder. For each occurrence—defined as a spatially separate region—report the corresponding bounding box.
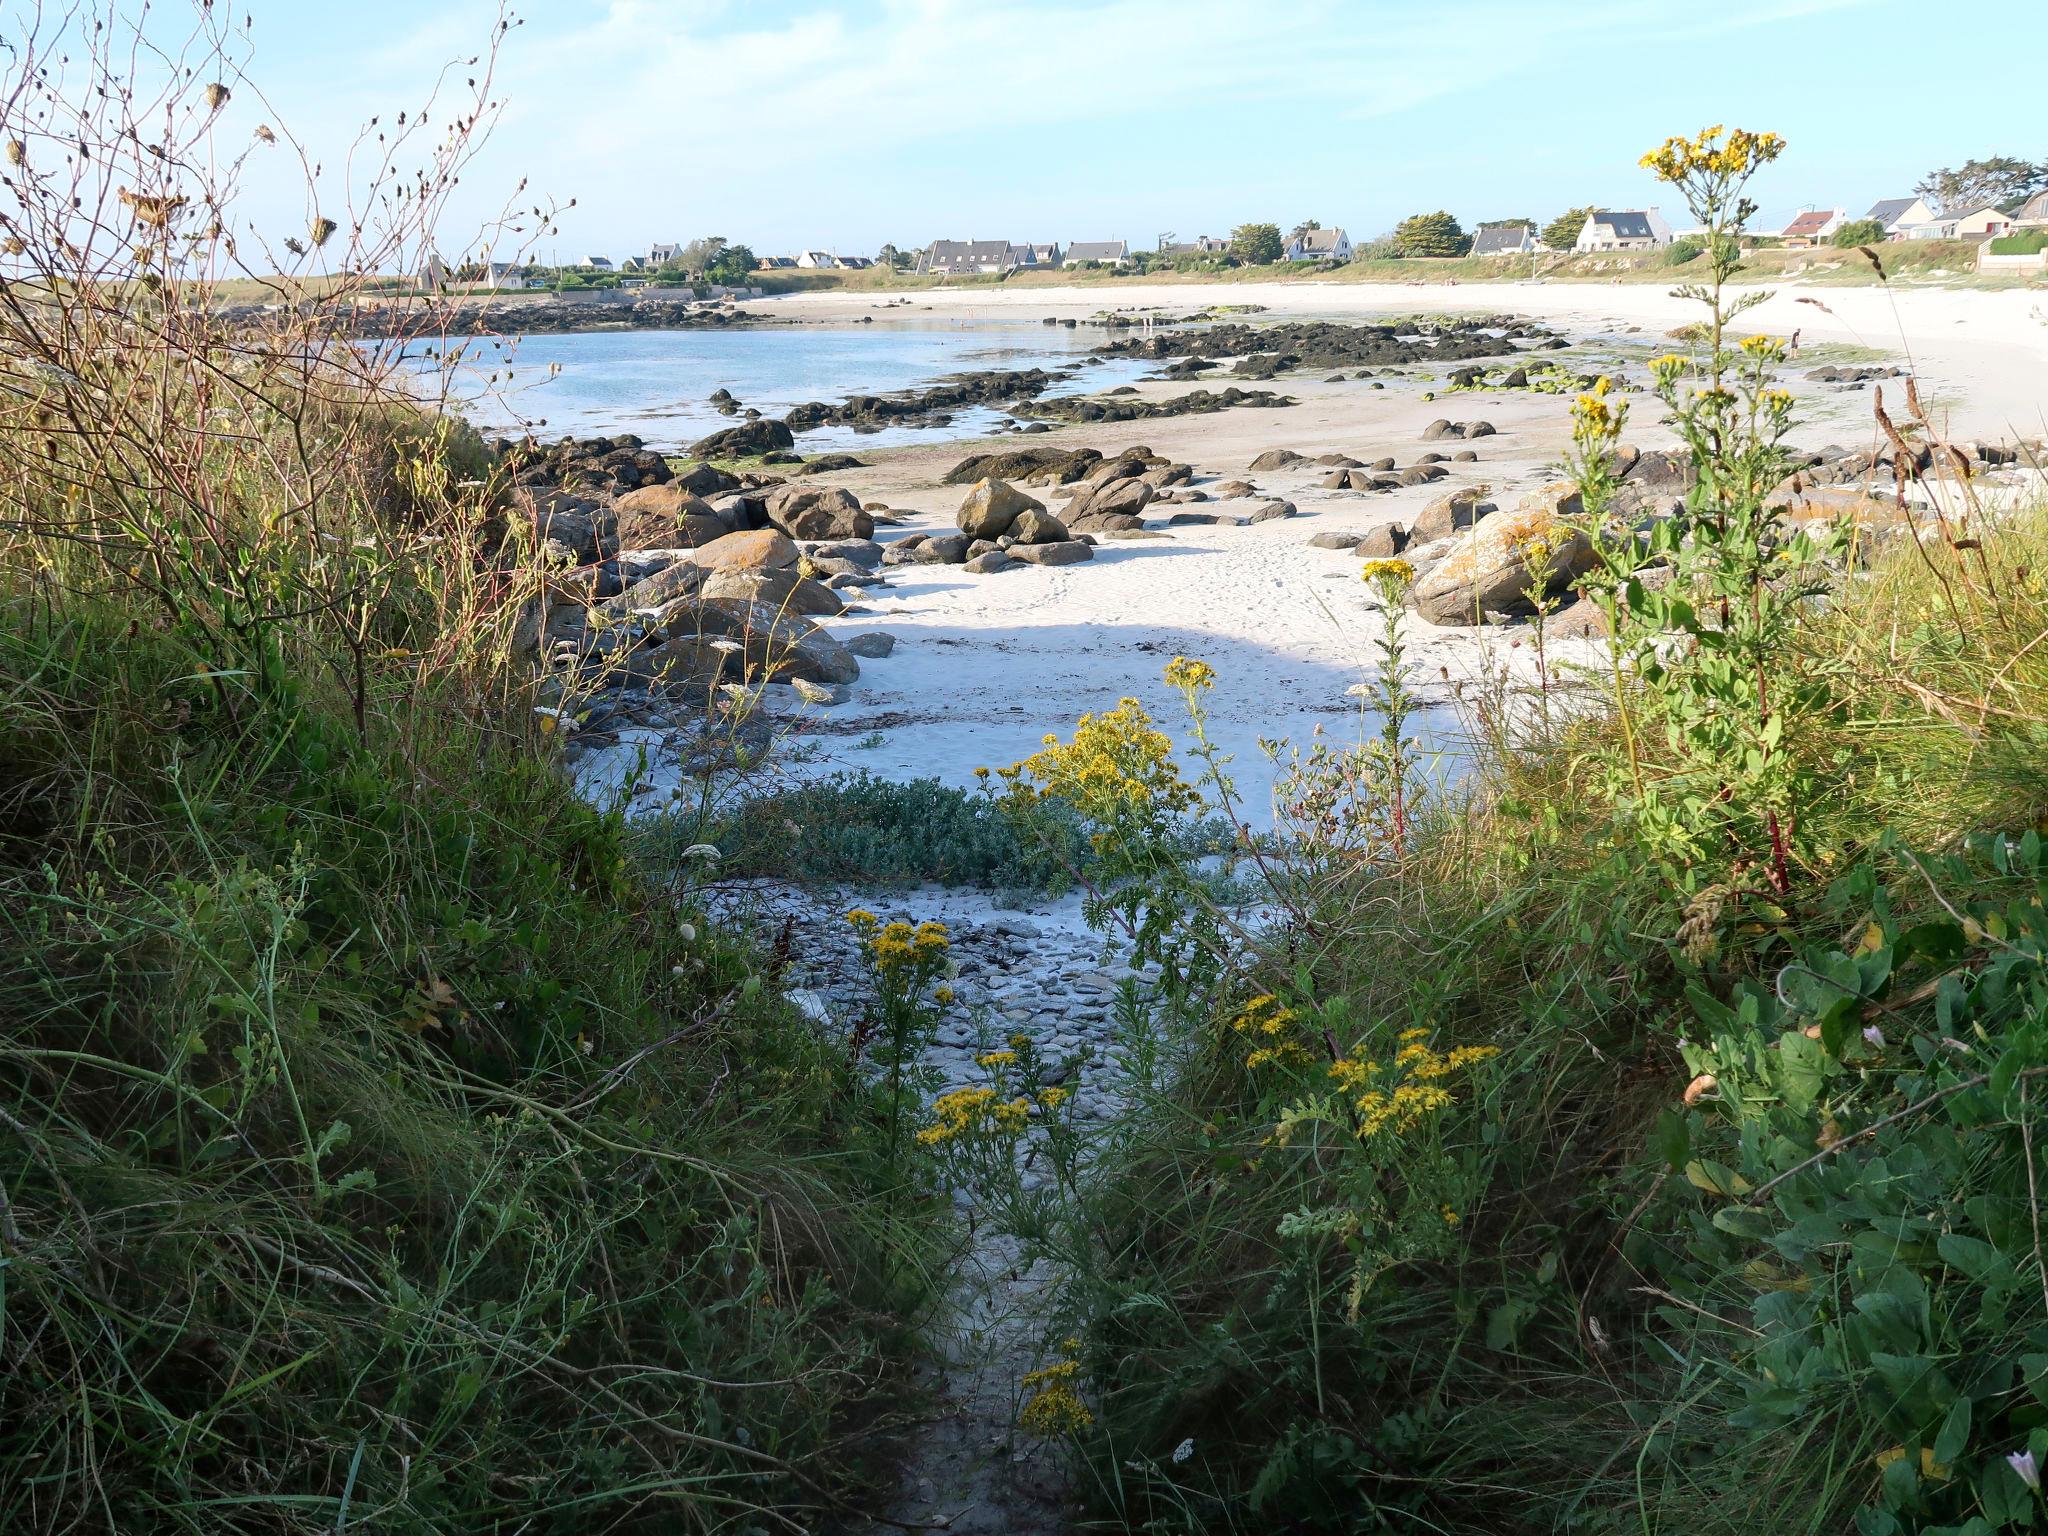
[1008,506,1071,544]
[1409,486,1492,544]
[672,461,741,497]
[1248,448,1308,471]
[690,528,799,572]
[764,483,873,541]
[688,418,796,459]
[956,478,1044,540]
[701,566,846,617]
[1410,483,1597,625]
[1008,539,1094,566]
[614,483,727,551]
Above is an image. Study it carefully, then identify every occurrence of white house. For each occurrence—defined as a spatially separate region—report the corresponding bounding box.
[1470,222,1538,257]
[648,242,683,266]
[795,251,840,269]
[1064,240,1131,267]
[1779,207,1845,245]
[1573,210,1673,252]
[919,240,1021,276]
[1160,235,1228,256]
[585,256,613,271]
[1865,197,1936,239]
[1285,227,1352,261]
[1924,204,2017,241]
[1013,242,1063,268]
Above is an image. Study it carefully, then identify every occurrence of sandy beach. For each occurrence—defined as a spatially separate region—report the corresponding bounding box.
[582,278,2048,822]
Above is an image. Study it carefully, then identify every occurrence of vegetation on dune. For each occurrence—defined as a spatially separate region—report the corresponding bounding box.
[909,126,2048,1534]
[0,10,943,1531]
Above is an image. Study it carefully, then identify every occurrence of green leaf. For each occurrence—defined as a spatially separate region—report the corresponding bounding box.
[1937,1233,2016,1296]
[1652,1109,1691,1172]
[1932,1395,1971,1470]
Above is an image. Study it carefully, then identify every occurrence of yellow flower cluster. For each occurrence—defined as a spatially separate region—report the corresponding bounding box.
[1231,994,1295,1036]
[917,1085,1032,1146]
[1231,995,1312,1071]
[1037,1085,1070,1109]
[1163,655,1215,690]
[1018,1358,1094,1435]
[862,918,950,977]
[1761,387,1794,414]
[976,1048,1018,1068]
[1007,697,1202,823]
[1326,1028,1499,1139]
[1639,125,1786,185]
[1359,557,1415,588]
[1738,334,1787,363]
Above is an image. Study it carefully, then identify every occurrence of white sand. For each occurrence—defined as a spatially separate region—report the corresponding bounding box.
[589,278,2047,825]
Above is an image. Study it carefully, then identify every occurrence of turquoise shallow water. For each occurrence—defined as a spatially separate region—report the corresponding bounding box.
[404,319,1160,452]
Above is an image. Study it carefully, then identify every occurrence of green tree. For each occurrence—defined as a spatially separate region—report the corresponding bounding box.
[1392,210,1469,258]
[703,243,756,284]
[877,243,911,270]
[1829,218,1886,247]
[1287,219,1321,244]
[1228,222,1284,265]
[1542,206,1595,251]
[1915,156,2046,213]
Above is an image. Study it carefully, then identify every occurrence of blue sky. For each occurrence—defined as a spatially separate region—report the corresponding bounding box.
[182,0,2048,260]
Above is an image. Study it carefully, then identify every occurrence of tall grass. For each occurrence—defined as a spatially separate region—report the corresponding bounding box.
[0,7,941,1530]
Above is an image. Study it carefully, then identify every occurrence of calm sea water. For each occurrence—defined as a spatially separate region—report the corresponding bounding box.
[406,319,1162,453]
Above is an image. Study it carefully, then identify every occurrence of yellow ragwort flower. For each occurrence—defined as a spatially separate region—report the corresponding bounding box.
[1163,655,1216,690]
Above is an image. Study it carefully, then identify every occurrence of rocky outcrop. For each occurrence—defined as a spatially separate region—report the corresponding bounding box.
[1093,316,1554,374]
[689,418,796,460]
[956,479,1046,540]
[1409,486,1492,544]
[764,483,874,541]
[1410,483,1597,625]
[1017,385,1291,424]
[942,446,1103,486]
[689,528,799,572]
[700,566,846,617]
[614,483,727,551]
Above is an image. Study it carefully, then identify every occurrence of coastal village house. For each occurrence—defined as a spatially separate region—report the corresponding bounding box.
[795,251,840,269]
[1015,243,1064,268]
[836,255,875,269]
[1779,207,1845,246]
[918,240,1022,275]
[585,256,614,271]
[1573,209,1673,252]
[1865,197,1936,239]
[2015,191,2048,228]
[1470,222,1538,257]
[1285,227,1352,261]
[1160,236,1228,256]
[757,256,798,270]
[1064,240,1131,267]
[648,242,682,267]
[1929,204,2018,241]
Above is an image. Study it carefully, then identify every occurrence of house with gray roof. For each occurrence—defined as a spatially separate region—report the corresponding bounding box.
[1471,222,1538,257]
[1285,227,1352,261]
[1064,240,1130,267]
[1865,197,1936,238]
[2010,190,2048,228]
[1014,242,1063,268]
[1573,209,1672,252]
[918,239,1021,276]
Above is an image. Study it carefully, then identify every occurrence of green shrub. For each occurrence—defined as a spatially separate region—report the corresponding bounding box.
[694,771,1086,890]
[1990,230,2048,255]
[1833,217,1888,246]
